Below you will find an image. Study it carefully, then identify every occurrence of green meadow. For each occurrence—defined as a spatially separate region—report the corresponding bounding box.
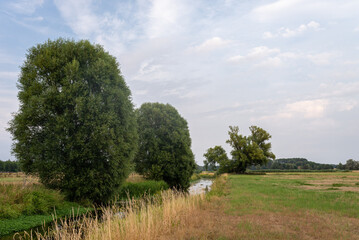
[218,172,359,239]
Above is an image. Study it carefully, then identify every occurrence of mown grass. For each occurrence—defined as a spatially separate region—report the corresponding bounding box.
[218,172,359,239]
[227,173,359,217]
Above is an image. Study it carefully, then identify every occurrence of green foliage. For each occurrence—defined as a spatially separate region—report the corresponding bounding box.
[0,184,65,219]
[0,160,20,172]
[339,159,359,170]
[203,146,229,173]
[7,38,138,204]
[262,158,335,170]
[134,102,195,190]
[224,126,275,173]
[0,203,88,236]
[117,180,169,200]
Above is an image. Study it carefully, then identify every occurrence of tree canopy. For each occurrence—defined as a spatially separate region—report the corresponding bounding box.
[226,126,275,173]
[8,39,138,203]
[134,102,195,190]
[338,159,359,170]
[204,126,275,174]
[203,146,229,172]
[0,160,20,172]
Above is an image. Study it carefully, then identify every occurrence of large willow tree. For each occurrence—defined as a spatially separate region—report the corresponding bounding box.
[8,39,138,203]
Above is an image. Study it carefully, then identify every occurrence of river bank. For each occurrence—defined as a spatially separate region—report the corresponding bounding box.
[1,174,216,239]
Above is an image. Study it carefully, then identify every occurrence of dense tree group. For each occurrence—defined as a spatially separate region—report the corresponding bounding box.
[0,160,20,172]
[337,159,359,170]
[251,158,335,170]
[8,39,138,203]
[204,126,275,173]
[134,103,195,190]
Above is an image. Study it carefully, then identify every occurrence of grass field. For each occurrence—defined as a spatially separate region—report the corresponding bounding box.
[3,172,359,239]
[175,172,359,239]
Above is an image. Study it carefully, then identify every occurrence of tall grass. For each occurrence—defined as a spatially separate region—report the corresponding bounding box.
[35,190,206,240]
[0,183,64,219]
[117,180,169,200]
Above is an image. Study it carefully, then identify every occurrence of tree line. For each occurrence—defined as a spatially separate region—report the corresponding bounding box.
[251,158,335,170]
[337,159,359,170]
[8,39,195,204]
[0,160,20,172]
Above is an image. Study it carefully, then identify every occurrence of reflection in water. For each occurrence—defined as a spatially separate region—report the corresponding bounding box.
[189,179,213,195]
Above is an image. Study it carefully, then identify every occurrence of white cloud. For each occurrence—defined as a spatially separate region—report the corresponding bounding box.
[257,56,283,68]
[307,52,339,65]
[285,99,328,118]
[252,0,359,22]
[228,46,282,67]
[146,0,188,39]
[319,81,359,98]
[54,0,100,36]
[263,21,320,39]
[193,37,230,52]
[228,46,280,63]
[9,0,44,15]
[132,59,170,83]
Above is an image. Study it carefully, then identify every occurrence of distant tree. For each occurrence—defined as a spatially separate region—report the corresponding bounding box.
[134,103,195,190]
[195,163,204,173]
[0,160,20,172]
[345,159,359,170]
[203,146,230,173]
[203,160,209,171]
[8,39,138,203]
[226,126,275,173]
[337,163,344,170]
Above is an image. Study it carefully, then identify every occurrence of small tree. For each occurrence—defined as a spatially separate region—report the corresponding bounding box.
[8,39,138,203]
[134,103,195,190]
[226,126,275,173]
[203,146,229,173]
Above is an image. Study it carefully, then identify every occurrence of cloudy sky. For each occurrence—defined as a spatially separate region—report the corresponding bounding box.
[1,0,359,164]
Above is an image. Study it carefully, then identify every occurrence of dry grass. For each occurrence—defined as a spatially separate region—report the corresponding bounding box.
[126,173,145,183]
[0,172,39,185]
[33,190,206,240]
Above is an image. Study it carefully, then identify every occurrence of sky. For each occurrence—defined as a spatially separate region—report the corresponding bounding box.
[1,0,359,165]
